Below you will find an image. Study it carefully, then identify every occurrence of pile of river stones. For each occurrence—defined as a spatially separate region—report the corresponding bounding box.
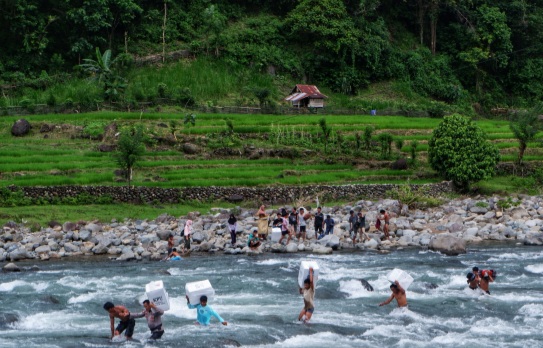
[2,196,543,269]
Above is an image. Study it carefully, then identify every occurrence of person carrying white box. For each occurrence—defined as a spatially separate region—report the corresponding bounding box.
[186,295,228,326]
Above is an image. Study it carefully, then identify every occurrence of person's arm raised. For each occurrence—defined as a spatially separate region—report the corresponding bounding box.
[395,280,405,294]
[309,267,314,290]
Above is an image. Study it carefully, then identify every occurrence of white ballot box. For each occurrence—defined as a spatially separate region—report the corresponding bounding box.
[185,279,215,305]
[271,227,282,243]
[386,268,414,290]
[145,280,170,311]
[298,260,319,288]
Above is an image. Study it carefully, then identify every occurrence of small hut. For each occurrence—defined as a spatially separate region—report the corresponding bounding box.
[285,84,328,108]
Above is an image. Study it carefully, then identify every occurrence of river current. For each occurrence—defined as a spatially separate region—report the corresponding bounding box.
[1,242,542,347]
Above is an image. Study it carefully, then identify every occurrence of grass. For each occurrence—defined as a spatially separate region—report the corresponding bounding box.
[0,111,541,189]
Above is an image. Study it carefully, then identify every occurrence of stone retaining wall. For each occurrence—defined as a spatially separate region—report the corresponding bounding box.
[8,182,454,205]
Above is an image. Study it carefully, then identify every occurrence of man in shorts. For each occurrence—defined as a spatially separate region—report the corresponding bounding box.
[103,302,135,340]
[289,208,299,236]
[298,267,315,323]
[298,208,307,242]
[278,211,292,245]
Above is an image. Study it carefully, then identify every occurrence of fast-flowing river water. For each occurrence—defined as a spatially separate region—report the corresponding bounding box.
[1,242,543,348]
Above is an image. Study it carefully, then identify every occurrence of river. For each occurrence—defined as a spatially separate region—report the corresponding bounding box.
[1,242,542,347]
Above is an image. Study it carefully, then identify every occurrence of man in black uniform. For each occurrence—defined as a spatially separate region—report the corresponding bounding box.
[313,207,324,240]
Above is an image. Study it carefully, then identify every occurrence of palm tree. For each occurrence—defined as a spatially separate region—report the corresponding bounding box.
[80,48,127,100]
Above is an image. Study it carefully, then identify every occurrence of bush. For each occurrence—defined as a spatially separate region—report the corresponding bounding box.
[19,98,32,109]
[428,114,500,190]
[157,83,168,98]
[46,93,57,107]
[427,101,448,118]
[176,87,196,107]
[65,98,74,107]
[386,184,443,210]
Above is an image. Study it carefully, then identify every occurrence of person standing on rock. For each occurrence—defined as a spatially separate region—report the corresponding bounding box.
[182,220,193,254]
[323,215,335,239]
[228,214,237,245]
[348,211,358,243]
[379,209,390,240]
[289,207,299,237]
[298,208,308,243]
[379,280,407,308]
[103,302,135,340]
[278,211,292,245]
[314,207,325,240]
[256,205,269,240]
[167,235,174,255]
[355,211,368,243]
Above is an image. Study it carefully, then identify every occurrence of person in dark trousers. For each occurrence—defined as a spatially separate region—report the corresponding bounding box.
[130,300,165,340]
[314,207,324,240]
[227,214,237,245]
[322,215,335,239]
[103,302,135,340]
[289,207,299,237]
[348,210,357,242]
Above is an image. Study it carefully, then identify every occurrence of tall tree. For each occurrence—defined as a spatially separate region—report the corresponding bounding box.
[115,124,145,187]
[510,104,543,165]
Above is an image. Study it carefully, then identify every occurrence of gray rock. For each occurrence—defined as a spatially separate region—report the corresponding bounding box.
[157,230,172,241]
[524,235,543,246]
[470,206,488,214]
[62,222,77,232]
[95,236,112,248]
[140,234,159,245]
[0,313,19,328]
[182,143,200,154]
[85,223,101,234]
[116,251,136,261]
[191,232,206,243]
[35,245,51,253]
[359,279,374,292]
[11,119,31,136]
[92,244,109,254]
[63,243,80,253]
[79,230,92,242]
[483,211,496,219]
[429,234,466,256]
[270,243,286,253]
[2,262,20,272]
[9,248,34,261]
[318,235,340,250]
[286,243,298,253]
[364,239,379,249]
[312,246,333,254]
[199,242,212,252]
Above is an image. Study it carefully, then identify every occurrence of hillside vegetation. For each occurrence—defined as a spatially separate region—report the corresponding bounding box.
[2,1,543,113]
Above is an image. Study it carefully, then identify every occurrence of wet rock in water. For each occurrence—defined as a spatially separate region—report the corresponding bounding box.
[358,279,374,292]
[9,248,34,261]
[524,235,543,246]
[286,243,298,253]
[0,313,19,328]
[2,262,20,272]
[423,282,439,289]
[40,295,60,304]
[155,270,171,275]
[11,119,31,136]
[270,243,286,253]
[318,235,340,250]
[429,234,466,256]
[217,338,241,347]
[116,251,136,261]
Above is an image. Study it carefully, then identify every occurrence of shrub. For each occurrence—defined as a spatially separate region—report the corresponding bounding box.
[386,184,443,210]
[427,101,448,118]
[46,93,57,107]
[157,83,168,98]
[428,114,500,190]
[65,98,74,107]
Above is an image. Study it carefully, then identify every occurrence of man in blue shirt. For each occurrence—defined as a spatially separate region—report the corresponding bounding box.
[186,295,228,326]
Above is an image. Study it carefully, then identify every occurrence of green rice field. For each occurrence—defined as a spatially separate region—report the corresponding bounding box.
[0,112,541,188]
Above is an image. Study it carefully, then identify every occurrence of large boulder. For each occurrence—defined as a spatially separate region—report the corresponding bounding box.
[270,243,286,253]
[2,263,20,272]
[11,119,31,136]
[9,248,34,261]
[116,251,136,261]
[429,234,466,256]
[286,243,298,253]
[85,223,101,234]
[182,143,200,154]
[62,222,77,232]
[191,232,206,243]
[92,244,109,254]
[524,235,543,246]
[34,245,51,254]
[317,235,340,250]
[63,243,80,253]
[156,230,172,241]
[312,246,333,254]
[79,230,92,242]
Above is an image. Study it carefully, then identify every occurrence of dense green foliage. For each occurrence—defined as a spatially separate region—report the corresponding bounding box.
[115,124,145,186]
[2,1,543,110]
[428,114,500,190]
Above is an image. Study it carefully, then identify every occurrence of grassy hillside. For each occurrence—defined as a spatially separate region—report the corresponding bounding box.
[1,111,541,190]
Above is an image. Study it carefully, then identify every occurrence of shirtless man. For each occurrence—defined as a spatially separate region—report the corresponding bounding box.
[103,302,135,340]
[379,280,407,308]
[380,209,390,239]
[479,270,494,295]
[466,272,480,290]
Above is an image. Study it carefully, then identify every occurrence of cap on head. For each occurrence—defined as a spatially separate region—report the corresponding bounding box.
[200,295,208,302]
[103,302,114,310]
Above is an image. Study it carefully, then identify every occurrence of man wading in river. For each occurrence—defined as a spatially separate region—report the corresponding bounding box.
[379,280,407,308]
[103,302,135,340]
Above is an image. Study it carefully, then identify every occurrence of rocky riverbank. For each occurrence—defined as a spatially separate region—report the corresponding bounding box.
[2,196,543,268]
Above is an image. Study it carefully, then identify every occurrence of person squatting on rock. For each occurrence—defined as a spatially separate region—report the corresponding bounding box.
[248,228,261,249]
[228,214,237,245]
[186,295,228,326]
[130,300,165,340]
[103,302,135,340]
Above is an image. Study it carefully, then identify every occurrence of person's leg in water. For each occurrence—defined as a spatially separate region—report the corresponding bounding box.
[150,325,164,340]
[298,308,314,322]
